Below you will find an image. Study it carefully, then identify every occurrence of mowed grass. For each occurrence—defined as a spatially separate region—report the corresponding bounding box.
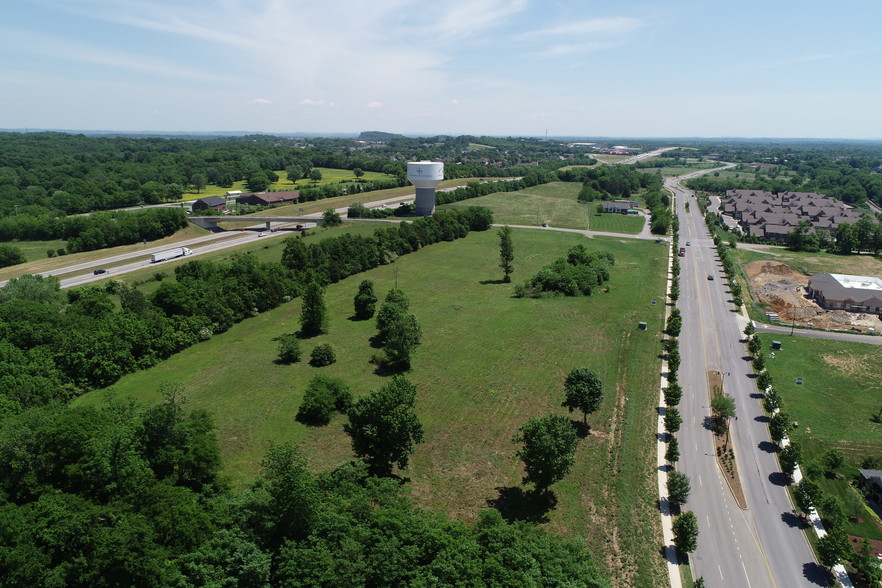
[182,168,396,200]
[757,334,882,540]
[76,228,668,586]
[442,182,590,229]
[7,239,68,263]
[587,213,645,235]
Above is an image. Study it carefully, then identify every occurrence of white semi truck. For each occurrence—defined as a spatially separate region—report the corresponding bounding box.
[150,247,192,263]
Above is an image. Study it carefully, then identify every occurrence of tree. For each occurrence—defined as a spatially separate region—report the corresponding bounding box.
[322,208,342,227]
[382,312,422,369]
[746,335,761,357]
[667,470,691,505]
[672,511,698,553]
[353,168,364,180]
[664,407,682,434]
[375,289,409,343]
[310,169,323,183]
[285,164,303,183]
[514,414,579,493]
[296,374,351,425]
[353,279,378,320]
[246,171,270,193]
[343,375,425,476]
[778,442,802,478]
[665,309,682,337]
[666,436,680,464]
[853,537,882,586]
[743,322,755,337]
[756,371,772,392]
[276,334,301,364]
[663,383,683,406]
[793,478,821,516]
[191,174,206,194]
[822,448,844,475]
[562,368,604,426]
[498,225,514,283]
[299,280,328,336]
[768,411,790,445]
[752,351,766,372]
[258,442,320,544]
[816,530,850,569]
[0,244,26,268]
[710,394,736,436]
[595,203,604,215]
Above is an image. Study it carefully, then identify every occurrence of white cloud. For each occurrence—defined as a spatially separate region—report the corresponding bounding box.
[249,98,272,105]
[367,101,383,108]
[299,99,326,106]
[518,17,643,40]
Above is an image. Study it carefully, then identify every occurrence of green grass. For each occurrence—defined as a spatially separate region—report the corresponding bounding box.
[183,168,396,200]
[757,334,882,540]
[587,213,645,234]
[653,163,719,177]
[8,239,68,262]
[441,182,590,229]
[75,228,668,585]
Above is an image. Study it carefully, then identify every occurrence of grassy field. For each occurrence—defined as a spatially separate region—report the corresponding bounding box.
[76,227,669,586]
[756,334,882,540]
[591,154,631,164]
[182,167,396,200]
[441,182,590,229]
[7,239,68,263]
[653,162,720,177]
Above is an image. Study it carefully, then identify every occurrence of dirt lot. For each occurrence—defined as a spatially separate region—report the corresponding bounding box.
[745,260,882,332]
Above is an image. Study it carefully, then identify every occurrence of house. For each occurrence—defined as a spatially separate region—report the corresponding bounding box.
[807,273,882,313]
[192,196,227,212]
[601,200,639,214]
[858,469,882,504]
[236,190,300,206]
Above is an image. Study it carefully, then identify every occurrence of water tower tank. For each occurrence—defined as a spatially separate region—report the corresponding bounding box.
[407,161,444,216]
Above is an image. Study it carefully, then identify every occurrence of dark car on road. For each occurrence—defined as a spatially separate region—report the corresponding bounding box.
[93,269,107,275]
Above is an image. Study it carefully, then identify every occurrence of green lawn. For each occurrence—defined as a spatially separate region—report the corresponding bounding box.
[587,213,645,234]
[757,334,882,540]
[183,168,396,200]
[76,227,668,585]
[8,239,68,262]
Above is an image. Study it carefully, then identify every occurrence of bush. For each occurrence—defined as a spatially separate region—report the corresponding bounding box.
[277,334,301,364]
[296,374,352,425]
[310,343,336,367]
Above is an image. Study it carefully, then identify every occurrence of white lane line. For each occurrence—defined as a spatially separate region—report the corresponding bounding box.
[699,474,702,486]
[741,561,753,588]
[719,564,724,580]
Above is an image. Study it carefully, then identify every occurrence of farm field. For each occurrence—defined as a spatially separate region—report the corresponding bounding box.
[76,227,669,586]
[756,334,882,541]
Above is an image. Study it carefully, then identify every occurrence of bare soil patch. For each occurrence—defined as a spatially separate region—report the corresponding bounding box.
[745,260,882,332]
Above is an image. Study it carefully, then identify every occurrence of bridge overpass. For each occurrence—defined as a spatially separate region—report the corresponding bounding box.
[188,216,325,231]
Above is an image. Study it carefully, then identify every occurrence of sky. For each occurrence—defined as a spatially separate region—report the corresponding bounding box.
[1,0,881,138]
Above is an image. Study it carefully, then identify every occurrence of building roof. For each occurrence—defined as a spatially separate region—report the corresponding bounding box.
[195,196,226,207]
[809,273,882,304]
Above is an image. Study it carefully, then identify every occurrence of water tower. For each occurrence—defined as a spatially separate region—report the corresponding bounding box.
[407,161,443,216]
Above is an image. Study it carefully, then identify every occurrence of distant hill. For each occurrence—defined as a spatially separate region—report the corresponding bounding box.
[358,131,406,142]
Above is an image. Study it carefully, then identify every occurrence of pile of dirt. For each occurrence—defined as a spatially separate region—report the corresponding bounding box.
[744,260,882,332]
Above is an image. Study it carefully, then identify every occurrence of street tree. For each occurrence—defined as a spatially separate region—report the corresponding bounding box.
[817,530,850,569]
[353,279,378,320]
[710,394,736,436]
[664,407,682,434]
[743,322,755,337]
[672,511,698,553]
[498,225,514,283]
[778,442,802,478]
[562,368,603,426]
[666,436,680,464]
[768,411,790,445]
[752,351,766,372]
[663,383,683,406]
[343,375,425,477]
[667,470,691,505]
[665,309,682,337]
[299,280,328,336]
[746,335,761,357]
[794,478,821,516]
[514,414,580,493]
[756,371,773,392]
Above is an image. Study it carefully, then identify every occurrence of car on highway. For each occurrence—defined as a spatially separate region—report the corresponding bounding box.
[93,268,107,275]
[707,274,714,280]
[686,241,691,246]
[258,232,266,237]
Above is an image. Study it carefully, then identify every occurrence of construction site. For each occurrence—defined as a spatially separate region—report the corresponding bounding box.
[745,260,882,333]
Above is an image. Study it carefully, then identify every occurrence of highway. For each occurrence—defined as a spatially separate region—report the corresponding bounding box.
[668,172,827,587]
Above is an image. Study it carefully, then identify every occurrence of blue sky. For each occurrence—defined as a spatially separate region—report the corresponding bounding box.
[1,0,880,138]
